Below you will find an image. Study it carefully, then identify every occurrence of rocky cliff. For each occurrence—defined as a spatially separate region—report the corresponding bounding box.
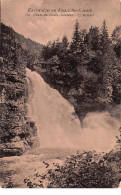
[0,23,39,157]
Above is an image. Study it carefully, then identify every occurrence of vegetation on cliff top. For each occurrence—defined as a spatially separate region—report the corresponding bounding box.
[41,21,121,104]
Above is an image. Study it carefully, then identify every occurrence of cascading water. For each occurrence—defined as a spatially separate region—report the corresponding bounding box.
[26,68,120,151]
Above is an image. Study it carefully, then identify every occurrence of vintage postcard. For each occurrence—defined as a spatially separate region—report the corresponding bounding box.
[0,0,121,189]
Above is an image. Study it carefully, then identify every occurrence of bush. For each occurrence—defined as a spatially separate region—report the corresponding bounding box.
[24,151,119,188]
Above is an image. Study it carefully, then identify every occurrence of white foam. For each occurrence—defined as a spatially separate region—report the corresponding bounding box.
[26,68,120,151]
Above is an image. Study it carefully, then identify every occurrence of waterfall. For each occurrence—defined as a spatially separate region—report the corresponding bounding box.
[26,68,120,151]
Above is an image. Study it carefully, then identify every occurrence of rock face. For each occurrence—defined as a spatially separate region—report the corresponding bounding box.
[0,23,39,157]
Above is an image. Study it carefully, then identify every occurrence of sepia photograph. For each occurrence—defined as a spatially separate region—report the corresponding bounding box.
[0,0,121,189]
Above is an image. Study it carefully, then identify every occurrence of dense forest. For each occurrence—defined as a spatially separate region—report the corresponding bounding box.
[35,21,121,120]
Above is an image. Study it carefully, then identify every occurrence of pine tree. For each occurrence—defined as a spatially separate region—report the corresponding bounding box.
[99,21,117,103]
[111,26,121,103]
[100,20,110,53]
[86,26,100,51]
[112,26,121,59]
[70,20,82,54]
[62,35,69,51]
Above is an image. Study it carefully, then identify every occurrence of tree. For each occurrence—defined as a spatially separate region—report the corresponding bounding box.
[86,26,100,51]
[98,21,118,103]
[58,35,69,60]
[112,26,121,59]
[62,35,69,51]
[42,41,52,60]
[111,26,121,103]
[112,26,121,43]
[70,20,82,54]
[100,20,110,53]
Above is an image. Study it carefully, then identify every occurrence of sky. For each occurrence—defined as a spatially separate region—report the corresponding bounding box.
[1,0,121,45]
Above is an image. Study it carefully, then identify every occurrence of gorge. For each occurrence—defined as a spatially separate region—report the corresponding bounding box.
[0,22,120,188]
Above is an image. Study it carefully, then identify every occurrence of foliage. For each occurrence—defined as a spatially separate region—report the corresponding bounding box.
[24,151,119,188]
[41,20,120,108]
